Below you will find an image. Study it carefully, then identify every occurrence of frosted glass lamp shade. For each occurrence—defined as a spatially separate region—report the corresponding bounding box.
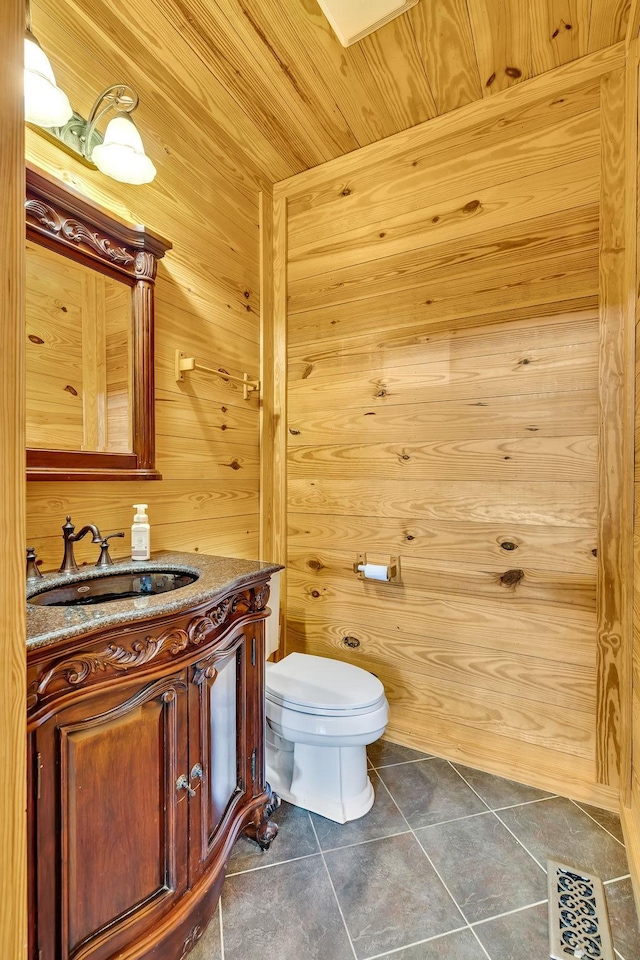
[24,35,73,127]
[91,113,156,185]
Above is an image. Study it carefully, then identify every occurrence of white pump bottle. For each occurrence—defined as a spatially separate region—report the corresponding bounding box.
[131,504,150,560]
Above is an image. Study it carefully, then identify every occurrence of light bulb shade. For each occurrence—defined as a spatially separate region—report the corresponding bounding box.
[91,114,156,185]
[24,35,73,127]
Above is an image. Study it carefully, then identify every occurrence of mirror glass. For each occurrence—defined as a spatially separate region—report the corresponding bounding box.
[25,239,132,453]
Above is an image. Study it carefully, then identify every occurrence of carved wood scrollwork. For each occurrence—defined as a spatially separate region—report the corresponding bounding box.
[179,925,203,960]
[134,250,156,280]
[191,631,246,686]
[27,634,169,710]
[28,586,269,710]
[25,198,135,266]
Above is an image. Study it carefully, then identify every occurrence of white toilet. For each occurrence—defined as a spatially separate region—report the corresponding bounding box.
[265,653,389,823]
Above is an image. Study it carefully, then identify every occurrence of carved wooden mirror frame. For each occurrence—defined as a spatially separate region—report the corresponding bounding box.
[25,164,171,481]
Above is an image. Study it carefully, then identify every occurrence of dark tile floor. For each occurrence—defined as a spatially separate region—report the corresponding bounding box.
[190,742,640,960]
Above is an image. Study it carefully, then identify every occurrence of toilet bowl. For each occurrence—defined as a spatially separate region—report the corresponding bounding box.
[265,653,388,823]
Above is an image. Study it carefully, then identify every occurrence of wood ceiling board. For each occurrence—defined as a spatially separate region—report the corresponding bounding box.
[358,15,438,128]
[40,0,287,186]
[467,0,533,95]
[159,0,359,167]
[231,0,400,147]
[529,0,589,74]
[409,0,483,113]
[588,0,632,52]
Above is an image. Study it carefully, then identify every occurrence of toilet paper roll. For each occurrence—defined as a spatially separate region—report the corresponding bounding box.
[357,563,390,581]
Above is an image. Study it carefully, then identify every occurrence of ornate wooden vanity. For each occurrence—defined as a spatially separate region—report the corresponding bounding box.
[26,554,280,960]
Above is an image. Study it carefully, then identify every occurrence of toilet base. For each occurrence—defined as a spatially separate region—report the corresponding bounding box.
[266,728,375,823]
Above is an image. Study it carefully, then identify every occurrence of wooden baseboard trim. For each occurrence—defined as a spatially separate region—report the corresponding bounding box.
[376,734,620,812]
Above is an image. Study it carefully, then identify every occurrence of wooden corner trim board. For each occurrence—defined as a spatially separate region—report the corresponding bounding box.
[620,802,640,914]
[627,1,640,46]
[273,42,625,199]
[594,49,637,796]
[0,0,27,957]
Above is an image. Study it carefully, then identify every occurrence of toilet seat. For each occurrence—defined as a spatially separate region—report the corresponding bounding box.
[266,653,384,716]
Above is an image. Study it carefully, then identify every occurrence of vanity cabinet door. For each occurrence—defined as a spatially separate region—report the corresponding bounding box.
[188,625,258,879]
[33,673,189,960]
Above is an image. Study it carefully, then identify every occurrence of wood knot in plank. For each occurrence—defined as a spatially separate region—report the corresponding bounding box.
[500,541,518,551]
[463,199,481,214]
[505,66,522,79]
[499,569,525,588]
[307,559,324,571]
[28,334,44,344]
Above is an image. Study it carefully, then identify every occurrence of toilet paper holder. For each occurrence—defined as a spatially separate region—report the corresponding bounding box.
[353,553,401,583]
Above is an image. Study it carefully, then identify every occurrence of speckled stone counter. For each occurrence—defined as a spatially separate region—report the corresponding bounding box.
[26,551,282,651]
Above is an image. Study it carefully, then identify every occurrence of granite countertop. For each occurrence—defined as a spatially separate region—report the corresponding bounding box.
[26,551,283,651]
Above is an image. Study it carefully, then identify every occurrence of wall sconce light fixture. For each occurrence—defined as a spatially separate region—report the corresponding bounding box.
[24,27,73,128]
[24,6,156,185]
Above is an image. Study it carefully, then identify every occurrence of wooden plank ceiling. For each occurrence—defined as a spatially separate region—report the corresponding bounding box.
[38,0,630,184]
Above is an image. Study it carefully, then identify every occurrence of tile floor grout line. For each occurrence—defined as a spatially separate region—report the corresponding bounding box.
[370,756,437,770]
[490,807,548,874]
[491,795,560,812]
[447,761,549,874]
[468,923,495,960]
[219,896,225,960]
[308,813,359,960]
[375,771,477,935]
[375,804,494,833]
[226,850,320,877]
[603,873,632,884]
[316,828,412,855]
[569,798,626,847]
[470,897,549,927]
[360,924,471,960]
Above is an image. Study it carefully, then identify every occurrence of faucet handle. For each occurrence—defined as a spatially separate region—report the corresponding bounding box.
[95,532,125,568]
[26,546,43,582]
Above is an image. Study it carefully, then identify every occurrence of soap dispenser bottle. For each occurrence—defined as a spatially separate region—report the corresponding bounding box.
[131,504,150,560]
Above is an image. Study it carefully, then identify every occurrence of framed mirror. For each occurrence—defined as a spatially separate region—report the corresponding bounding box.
[25,164,171,481]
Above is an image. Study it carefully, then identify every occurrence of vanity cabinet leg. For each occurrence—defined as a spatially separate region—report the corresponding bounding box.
[244,783,280,850]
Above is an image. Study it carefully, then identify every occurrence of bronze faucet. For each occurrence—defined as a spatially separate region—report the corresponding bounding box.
[59,517,103,574]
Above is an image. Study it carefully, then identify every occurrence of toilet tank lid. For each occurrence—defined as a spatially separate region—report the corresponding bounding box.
[266,653,384,710]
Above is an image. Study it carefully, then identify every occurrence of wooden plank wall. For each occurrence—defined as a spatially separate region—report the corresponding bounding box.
[25,0,266,571]
[0,0,27,956]
[274,46,632,809]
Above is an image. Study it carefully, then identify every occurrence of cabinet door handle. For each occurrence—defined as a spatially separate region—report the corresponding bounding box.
[176,774,196,798]
[191,762,203,782]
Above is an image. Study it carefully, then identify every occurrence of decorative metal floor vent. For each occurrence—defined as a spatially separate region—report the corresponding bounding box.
[547,859,615,960]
